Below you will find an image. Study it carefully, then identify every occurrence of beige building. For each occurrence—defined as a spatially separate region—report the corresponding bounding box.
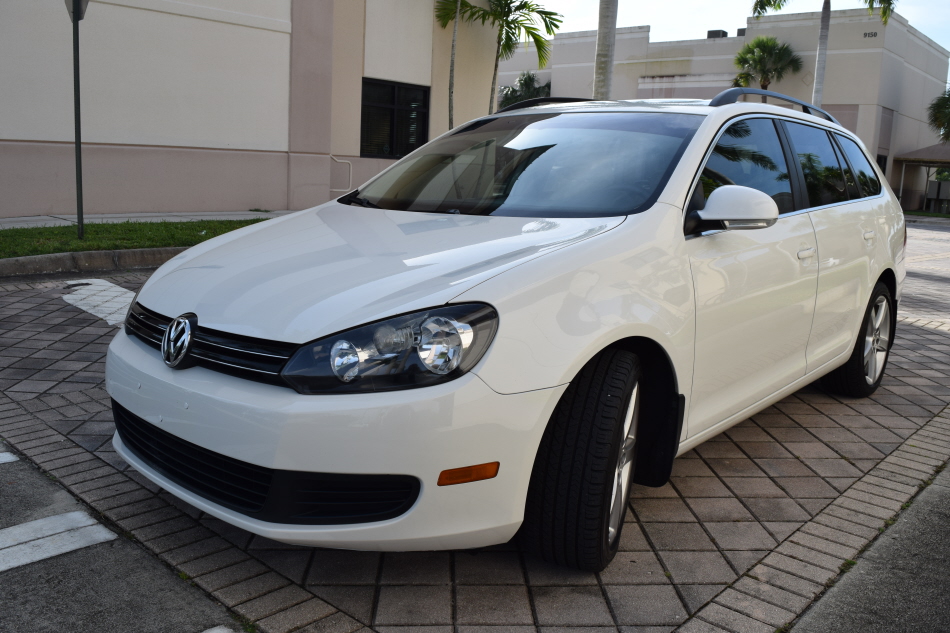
[500,9,949,209]
[0,0,497,218]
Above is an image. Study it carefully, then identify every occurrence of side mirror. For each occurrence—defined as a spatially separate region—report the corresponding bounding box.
[684,185,779,234]
[699,185,779,230]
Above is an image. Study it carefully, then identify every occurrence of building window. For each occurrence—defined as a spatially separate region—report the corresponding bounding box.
[360,79,429,159]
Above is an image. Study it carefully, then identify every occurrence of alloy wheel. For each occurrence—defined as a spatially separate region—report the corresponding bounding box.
[864,295,891,385]
[607,383,639,546]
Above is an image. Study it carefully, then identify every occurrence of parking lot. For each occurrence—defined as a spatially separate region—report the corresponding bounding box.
[1,224,949,633]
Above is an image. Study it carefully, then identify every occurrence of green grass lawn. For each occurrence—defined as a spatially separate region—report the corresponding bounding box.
[906,210,950,220]
[0,219,265,259]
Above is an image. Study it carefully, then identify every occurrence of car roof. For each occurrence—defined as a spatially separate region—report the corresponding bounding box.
[492,99,716,117]
[490,99,851,136]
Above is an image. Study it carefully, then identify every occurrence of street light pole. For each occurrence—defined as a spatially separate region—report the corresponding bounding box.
[66,0,90,240]
[71,5,84,239]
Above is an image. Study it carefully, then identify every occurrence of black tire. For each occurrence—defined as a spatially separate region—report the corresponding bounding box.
[520,348,641,571]
[821,282,894,398]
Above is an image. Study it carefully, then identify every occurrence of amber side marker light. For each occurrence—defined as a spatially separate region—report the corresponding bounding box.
[437,462,500,486]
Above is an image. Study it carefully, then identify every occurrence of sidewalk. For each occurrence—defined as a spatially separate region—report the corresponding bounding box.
[0,211,297,230]
[0,439,237,633]
[792,467,950,632]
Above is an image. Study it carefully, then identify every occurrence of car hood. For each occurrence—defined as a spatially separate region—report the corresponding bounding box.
[138,203,624,343]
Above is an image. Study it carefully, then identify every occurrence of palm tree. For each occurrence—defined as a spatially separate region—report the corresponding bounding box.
[751,0,897,107]
[436,0,463,128]
[439,0,561,115]
[592,0,618,100]
[499,71,552,108]
[732,36,803,101]
[927,88,950,142]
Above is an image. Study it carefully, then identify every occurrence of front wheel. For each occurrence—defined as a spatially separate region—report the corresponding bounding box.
[821,282,894,398]
[520,348,641,571]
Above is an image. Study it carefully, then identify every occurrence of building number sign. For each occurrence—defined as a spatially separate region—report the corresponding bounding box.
[864,32,878,37]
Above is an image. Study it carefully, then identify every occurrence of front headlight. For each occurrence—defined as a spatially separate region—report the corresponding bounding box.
[280,303,498,394]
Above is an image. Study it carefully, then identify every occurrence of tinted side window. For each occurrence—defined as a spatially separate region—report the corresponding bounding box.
[784,122,847,208]
[833,141,860,199]
[701,118,794,213]
[836,134,883,197]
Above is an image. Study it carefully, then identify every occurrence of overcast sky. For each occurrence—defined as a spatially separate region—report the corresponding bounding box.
[540,0,950,73]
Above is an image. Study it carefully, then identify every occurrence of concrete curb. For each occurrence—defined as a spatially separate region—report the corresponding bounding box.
[905,215,950,228]
[0,247,186,278]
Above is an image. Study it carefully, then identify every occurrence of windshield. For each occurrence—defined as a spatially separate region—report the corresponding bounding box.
[348,112,703,218]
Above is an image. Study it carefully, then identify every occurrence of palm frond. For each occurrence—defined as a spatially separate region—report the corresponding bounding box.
[751,0,787,18]
[436,0,483,27]
[714,145,780,172]
[733,72,754,88]
[435,0,458,27]
[499,70,551,108]
[488,1,562,68]
[733,36,803,90]
[864,0,897,24]
[928,88,950,142]
[463,2,495,26]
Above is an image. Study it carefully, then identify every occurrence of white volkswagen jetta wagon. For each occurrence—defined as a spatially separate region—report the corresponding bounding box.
[106,88,904,571]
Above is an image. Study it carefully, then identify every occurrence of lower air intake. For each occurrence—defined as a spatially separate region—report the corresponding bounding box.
[112,400,420,525]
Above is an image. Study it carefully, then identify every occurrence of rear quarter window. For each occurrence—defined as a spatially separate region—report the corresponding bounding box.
[836,134,883,197]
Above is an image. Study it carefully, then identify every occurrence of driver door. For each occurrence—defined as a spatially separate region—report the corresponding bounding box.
[685,117,819,437]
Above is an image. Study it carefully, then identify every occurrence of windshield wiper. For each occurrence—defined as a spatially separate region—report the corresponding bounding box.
[337,190,379,208]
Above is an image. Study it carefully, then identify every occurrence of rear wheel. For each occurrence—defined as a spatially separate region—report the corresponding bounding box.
[821,282,894,398]
[520,348,641,571]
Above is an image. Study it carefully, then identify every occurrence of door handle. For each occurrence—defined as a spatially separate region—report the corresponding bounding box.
[797,247,816,260]
[864,230,875,240]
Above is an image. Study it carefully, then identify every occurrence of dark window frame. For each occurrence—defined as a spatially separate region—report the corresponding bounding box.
[360,78,430,159]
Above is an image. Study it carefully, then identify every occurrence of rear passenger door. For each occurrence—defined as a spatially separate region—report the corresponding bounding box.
[685,117,819,438]
[781,122,883,372]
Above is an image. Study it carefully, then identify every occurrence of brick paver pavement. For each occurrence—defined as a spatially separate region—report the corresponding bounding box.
[1,224,949,633]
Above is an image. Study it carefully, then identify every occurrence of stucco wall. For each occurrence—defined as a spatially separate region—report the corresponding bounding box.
[364,0,434,87]
[0,0,292,151]
[0,0,497,218]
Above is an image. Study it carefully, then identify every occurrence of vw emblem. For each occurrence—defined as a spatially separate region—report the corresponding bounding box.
[161,313,197,369]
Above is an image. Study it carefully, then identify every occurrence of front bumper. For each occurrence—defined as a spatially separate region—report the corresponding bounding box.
[106,328,566,550]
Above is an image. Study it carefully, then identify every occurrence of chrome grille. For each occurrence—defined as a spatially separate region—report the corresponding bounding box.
[125,302,297,386]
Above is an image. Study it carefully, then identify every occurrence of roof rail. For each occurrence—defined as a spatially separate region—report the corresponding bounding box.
[708,88,839,125]
[496,97,592,113]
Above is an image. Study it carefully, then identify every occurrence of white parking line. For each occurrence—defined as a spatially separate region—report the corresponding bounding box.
[0,511,116,572]
[0,452,18,464]
[63,279,136,326]
[200,628,236,633]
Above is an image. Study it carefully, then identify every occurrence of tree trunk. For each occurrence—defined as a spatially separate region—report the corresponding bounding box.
[761,78,769,103]
[812,0,831,107]
[449,0,461,129]
[592,0,618,100]
[489,30,501,114]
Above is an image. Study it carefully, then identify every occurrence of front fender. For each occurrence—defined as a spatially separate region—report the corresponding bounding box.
[456,203,695,411]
